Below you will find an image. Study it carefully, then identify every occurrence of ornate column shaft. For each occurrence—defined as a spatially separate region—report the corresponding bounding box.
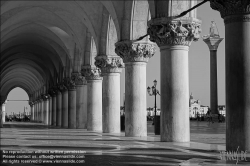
[148,17,201,142]
[95,56,124,133]
[67,74,77,129]
[203,25,223,115]
[81,66,102,131]
[115,40,156,137]
[210,0,250,151]
[61,79,69,128]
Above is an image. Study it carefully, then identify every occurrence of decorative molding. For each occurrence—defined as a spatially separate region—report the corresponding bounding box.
[224,15,250,24]
[147,17,201,47]
[115,41,156,63]
[81,66,102,80]
[210,0,250,18]
[95,55,124,73]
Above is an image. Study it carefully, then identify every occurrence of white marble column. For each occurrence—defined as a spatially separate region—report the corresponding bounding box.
[61,81,69,128]
[115,41,155,137]
[95,56,124,133]
[210,0,250,151]
[82,66,102,131]
[68,75,77,129]
[75,74,87,129]
[148,17,201,142]
[1,102,6,123]
[56,90,62,127]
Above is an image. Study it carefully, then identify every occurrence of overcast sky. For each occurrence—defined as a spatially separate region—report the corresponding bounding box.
[5,2,225,114]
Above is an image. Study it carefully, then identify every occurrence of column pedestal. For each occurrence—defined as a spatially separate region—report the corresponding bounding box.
[87,79,102,131]
[56,91,62,127]
[160,45,190,142]
[62,90,69,128]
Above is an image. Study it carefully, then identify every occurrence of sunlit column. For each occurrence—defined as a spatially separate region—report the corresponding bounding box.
[115,41,156,137]
[148,17,201,142]
[82,66,102,131]
[95,56,124,133]
[210,0,250,151]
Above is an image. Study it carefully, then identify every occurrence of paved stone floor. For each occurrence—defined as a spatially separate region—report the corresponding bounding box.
[0,121,249,166]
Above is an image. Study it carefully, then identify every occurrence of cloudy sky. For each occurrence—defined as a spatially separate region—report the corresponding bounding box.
[5,2,225,114]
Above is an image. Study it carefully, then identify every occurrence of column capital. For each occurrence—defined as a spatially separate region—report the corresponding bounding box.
[115,40,156,63]
[48,87,57,97]
[41,94,50,101]
[81,65,102,80]
[147,17,201,47]
[210,0,250,19]
[203,37,224,50]
[66,75,76,90]
[70,72,86,86]
[95,55,124,74]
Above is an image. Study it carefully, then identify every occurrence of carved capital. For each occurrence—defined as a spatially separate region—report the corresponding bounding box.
[81,66,102,80]
[147,17,202,47]
[95,55,124,73]
[41,94,50,101]
[203,37,224,50]
[115,41,156,63]
[66,75,76,90]
[210,0,250,18]
[48,88,56,97]
[70,73,85,85]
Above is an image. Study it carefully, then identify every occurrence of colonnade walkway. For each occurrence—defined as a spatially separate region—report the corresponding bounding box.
[0,121,249,166]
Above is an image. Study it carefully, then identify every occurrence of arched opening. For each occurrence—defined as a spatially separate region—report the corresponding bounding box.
[5,87,30,121]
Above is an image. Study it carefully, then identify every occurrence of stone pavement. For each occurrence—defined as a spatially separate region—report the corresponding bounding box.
[0,121,249,166]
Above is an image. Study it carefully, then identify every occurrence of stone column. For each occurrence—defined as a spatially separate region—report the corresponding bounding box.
[74,73,87,129]
[95,56,124,133]
[48,96,52,125]
[43,95,49,125]
[1,102,6,123]
[148,17,201,142]
[61,79,69,128]
[203,36,223,114]
[51,87,57,126]
[210,0,250,151]
[82,66,102,131]
[40,99,44,123]
[56,89,62,127]
[67,75,77,129]
[34,102,37,122]
[115,41,155,137]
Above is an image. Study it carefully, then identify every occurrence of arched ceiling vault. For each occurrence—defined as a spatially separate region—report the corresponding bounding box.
[1,0,153,100]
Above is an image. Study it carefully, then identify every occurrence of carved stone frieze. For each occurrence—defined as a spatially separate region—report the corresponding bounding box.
[115,41,156,63]
[81,66,102,80]
[210,0,250,18]
[95,55,124,73]
[147,17,202,47]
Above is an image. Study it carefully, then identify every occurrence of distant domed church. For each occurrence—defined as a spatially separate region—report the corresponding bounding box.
[189,93,208,118]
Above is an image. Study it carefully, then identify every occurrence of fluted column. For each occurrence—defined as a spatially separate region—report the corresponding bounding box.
[95,56,124,133]
[115,41,156,137]
[61,79,69,128]
[67,75,77,129]
[82,66,102,131]
[56,87,62,127]
[210,0,250,151]
[148,17,201,142]
[203,32,223,114]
